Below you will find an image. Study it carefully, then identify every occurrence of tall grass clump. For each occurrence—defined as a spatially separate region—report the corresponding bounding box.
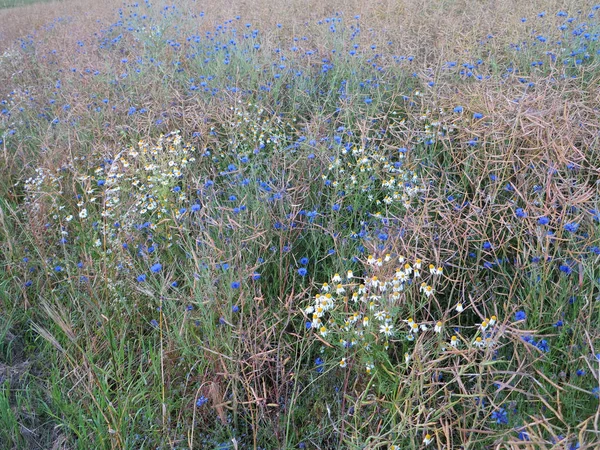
[1,0,600,448]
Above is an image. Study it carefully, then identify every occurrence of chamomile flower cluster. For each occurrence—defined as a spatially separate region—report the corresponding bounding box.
[305,253,445,370]
[22,131,196,227]
[23,167,64,212]
[223,102,291,156]
[417,106,458,145]
[322,142,426,211]
[102,131,196,224]
[22,163,101,231]
[305,252,504,373]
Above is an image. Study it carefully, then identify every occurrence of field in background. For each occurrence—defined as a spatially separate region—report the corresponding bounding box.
[0,0,54,10]
[1,0,599,448]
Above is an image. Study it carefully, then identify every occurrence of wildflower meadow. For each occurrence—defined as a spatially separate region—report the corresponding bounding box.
[1,0,600,448]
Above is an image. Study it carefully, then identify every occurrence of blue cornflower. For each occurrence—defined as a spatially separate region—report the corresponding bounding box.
[196,396,209,407]
[150,319,159,328]
[252,272,261,280]
[559,264,572,275]
[518,430,530,441]
[191,203,201,212]
[298,268,308,277]
[453,105,464,113]
[536,340,550,352]
[514,310,527,321]
[315,357,324,373]
[515,208,527,218]
[150,263,162,273]
[137,274,147,282]
[232,305,239,313]
[522,335,535,344]
[491,408,508,424]
[537,216,550,225]
[473,112,484,119]
[54,265,63,272]
[483,241,493,250]
[231,281,240,289]
[564,222,579,233]
[576,369,586,376]
[299,257,309,266]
